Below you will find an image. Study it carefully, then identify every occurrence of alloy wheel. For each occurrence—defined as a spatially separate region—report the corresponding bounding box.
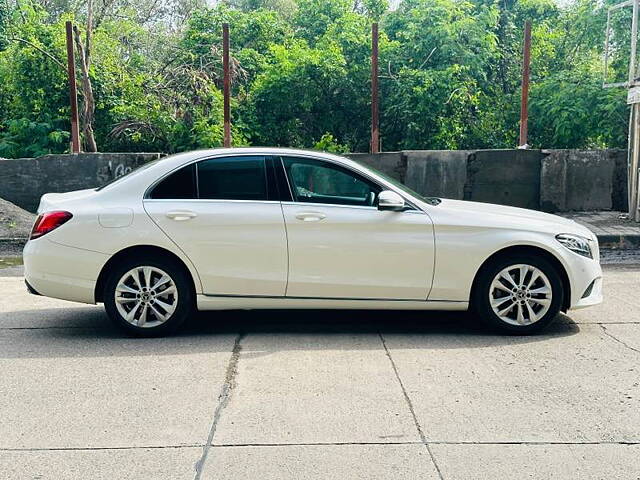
[488,264,553,326]
[114,266,178,328]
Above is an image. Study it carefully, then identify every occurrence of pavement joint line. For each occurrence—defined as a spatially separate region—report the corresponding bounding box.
[193,332,244,480]
[573,322,640,326]
[600,325,640,354]
[0,326,102,330]
[211,441,424,447]
[2,440,639,452]
[0,444,204,452]
[207,440,640,447]
[427,441,640,445]
[379,332,445,480]
[594,322,640,325]
[565,321,640,326]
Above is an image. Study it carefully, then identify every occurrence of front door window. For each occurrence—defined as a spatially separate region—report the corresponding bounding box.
[281,157,381,207]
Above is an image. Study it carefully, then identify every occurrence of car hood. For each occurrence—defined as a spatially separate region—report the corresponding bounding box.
[429,198,594,238]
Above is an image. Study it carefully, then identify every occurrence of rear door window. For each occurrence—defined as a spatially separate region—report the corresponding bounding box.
[149,164,196,199]
[197,156,268,201]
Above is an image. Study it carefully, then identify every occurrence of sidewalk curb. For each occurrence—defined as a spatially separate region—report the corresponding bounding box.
[597,234,640,250]
[0,238,27,247]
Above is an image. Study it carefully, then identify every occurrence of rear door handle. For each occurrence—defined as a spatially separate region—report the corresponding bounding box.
[295,211,326,222]
[166,210,197,221]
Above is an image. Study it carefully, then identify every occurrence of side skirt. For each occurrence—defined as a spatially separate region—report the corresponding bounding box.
[196,294,468,311]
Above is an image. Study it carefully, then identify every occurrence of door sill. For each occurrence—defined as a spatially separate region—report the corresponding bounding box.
[197,295,467,311]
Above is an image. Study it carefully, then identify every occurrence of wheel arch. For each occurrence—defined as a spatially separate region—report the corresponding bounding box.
[470,244,571,312]
[94,245,198,303]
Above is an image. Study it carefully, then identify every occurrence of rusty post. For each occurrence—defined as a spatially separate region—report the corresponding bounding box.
[519,20,531,148]
[223,23,231,148]
[371,22,379,154]
[65,21,80,153]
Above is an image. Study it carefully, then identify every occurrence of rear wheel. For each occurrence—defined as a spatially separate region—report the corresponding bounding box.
[103,255,193,336]
[472,254,563,334]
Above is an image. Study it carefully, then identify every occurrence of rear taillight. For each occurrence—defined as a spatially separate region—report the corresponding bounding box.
[30,211,73,240]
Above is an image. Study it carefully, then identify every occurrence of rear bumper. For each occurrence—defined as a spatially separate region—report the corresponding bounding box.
[23,238,109,304]
[25,279,42,296]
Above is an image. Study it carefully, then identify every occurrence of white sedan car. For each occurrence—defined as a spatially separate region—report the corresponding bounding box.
[23,148,602,336]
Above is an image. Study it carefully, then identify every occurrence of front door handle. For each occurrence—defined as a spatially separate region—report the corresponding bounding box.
[166,210,197,221]
[295,211,326,222]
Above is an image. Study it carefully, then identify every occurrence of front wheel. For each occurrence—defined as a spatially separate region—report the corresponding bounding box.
[103,256,194,337]
[472,254,564,334]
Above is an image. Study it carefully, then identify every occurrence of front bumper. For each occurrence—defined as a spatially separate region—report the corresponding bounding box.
[569,276,603,310]
[561,243,603,310]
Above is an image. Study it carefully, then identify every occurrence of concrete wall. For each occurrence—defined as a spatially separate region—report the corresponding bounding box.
[465,150,542,210]
[0,153,162,212]
[540,149,627,212]
[0,149,628,213]
[347,152,406,183]
[404,150,469,200]
[347,149,628,212]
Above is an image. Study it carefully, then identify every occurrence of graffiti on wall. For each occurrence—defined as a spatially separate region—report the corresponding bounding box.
[109,161,134,179]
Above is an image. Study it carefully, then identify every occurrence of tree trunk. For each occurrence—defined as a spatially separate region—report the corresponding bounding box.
[72,0,97,152]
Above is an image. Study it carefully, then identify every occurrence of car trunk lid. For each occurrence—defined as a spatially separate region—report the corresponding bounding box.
[37,189,97,214]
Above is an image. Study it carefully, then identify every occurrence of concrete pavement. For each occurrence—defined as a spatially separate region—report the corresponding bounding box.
[1,265,639,479]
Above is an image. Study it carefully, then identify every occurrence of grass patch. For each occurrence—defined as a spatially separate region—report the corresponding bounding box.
[0,256,23,269]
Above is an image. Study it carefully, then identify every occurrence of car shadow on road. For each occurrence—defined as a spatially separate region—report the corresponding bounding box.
[192,308,580,345]
[0,305,579,359]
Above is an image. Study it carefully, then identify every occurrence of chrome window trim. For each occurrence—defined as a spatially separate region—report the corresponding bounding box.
[281,201,376,211]
[279,201,425,214]
[194,160,200,199]
[143,150,422,211]
[143,198,423,213]
[143,198,282,205]
[278,157,296,201]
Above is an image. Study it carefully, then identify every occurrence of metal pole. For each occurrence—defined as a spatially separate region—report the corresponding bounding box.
[519,21,531,148]
[65,21,80,153]
[631,0,639,85]
[370,22,379,154]
[222,23,231,148]
[629,1,640,221]
[604,9,612,86]
[630,104,640,221]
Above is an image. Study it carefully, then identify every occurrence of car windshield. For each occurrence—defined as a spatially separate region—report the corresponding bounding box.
[95,158,163,191]
[348,157,441,205]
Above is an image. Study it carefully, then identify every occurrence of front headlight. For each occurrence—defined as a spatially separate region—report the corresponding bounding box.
[556,233,593,259]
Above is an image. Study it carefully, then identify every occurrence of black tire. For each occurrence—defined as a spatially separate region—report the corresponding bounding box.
[472,253,564,335]
[103,254,194,337]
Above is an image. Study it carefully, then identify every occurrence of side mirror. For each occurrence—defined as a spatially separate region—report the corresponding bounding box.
[377,190,405,211]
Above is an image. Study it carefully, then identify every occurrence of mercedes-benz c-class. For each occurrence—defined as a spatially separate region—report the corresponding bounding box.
[23,148,602,336]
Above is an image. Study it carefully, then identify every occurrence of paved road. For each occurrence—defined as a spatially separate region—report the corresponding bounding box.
[1,265,639,479]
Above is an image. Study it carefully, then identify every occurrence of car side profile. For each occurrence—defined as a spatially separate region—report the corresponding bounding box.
[23,148,603,336]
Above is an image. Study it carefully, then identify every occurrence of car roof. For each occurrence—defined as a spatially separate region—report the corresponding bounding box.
[169,147,347,161]
[152,147,359,175]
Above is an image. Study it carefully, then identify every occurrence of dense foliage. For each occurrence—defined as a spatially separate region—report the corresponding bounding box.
[0,0,631,157]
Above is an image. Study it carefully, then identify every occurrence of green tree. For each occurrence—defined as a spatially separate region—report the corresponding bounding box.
[0,0,633,156]
[293,0,352,43]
